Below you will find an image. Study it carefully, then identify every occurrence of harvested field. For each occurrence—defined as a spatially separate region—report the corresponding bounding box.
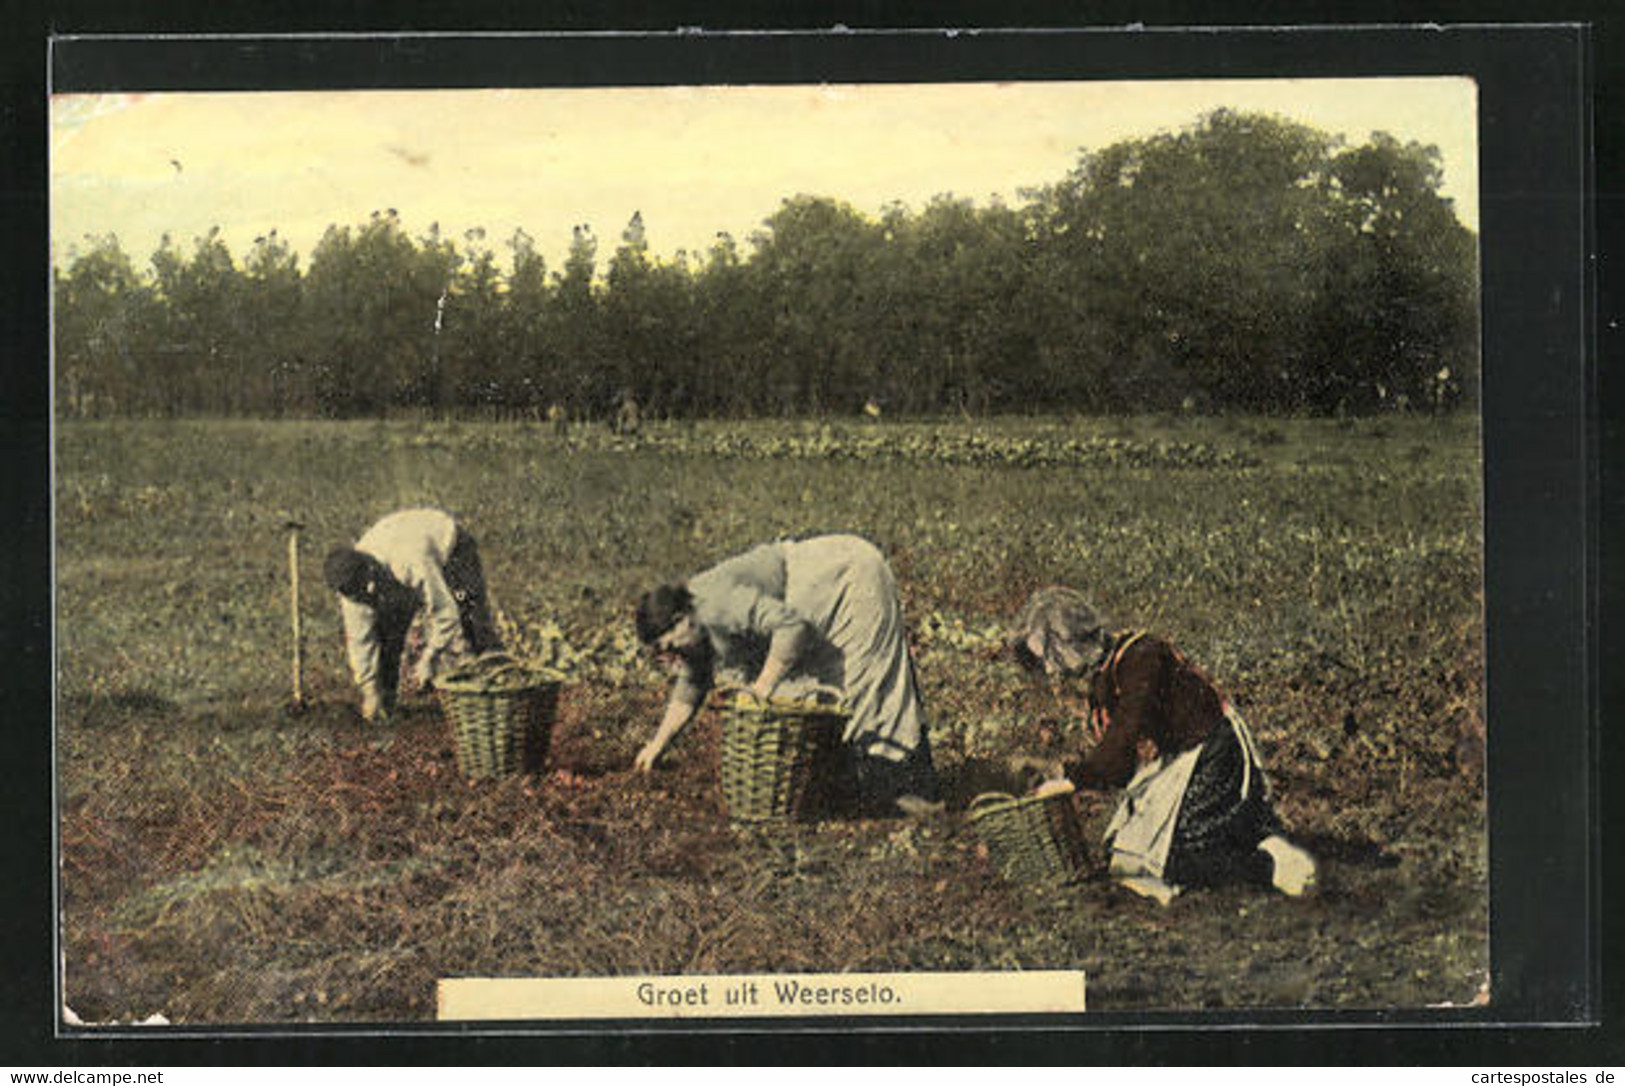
[55,415,1487,1023]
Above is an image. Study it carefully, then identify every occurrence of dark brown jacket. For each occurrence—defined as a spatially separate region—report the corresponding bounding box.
[1067,632,1228,791]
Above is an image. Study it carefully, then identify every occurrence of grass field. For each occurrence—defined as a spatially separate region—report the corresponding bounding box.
[55,414,1487,1022]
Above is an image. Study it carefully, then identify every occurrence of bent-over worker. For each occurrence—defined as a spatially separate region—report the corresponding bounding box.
[323,507,501,721]
[634,533,940,816]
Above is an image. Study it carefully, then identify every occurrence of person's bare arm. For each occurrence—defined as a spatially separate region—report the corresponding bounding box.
[635,685,704,771]
[749,623,809,698]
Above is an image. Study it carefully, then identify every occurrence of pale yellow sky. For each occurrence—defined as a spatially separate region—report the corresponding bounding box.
[50,79,1478,273]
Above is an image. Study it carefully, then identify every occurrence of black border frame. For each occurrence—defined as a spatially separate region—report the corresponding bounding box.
[6,11,1612,1067]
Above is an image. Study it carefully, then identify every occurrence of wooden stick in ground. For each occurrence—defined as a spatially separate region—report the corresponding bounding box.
[285,520,307,709]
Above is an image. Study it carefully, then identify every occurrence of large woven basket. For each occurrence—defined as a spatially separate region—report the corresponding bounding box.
[436,653,563,780]
[969,787,1090,884]
[719,693,849,824]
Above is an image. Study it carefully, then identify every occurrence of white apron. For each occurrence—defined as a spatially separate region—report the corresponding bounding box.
[1102,704,1269,898]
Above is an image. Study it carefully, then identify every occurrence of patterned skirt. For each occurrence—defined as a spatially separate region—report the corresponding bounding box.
[1162,710,1283,888]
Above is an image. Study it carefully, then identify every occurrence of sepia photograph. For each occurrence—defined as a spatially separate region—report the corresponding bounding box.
[50,53,1500,1027]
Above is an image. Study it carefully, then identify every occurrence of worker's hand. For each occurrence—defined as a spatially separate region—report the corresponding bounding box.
[1086,705,1110,744]
[633,740,665,773]
[420,650,469,692]
[750,654,788,701]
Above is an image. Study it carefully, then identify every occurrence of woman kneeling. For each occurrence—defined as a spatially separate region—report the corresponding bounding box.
[1009,586,1316,900]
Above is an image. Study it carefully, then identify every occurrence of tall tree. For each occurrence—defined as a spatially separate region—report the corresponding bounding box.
[440,228,505,414]
[748,195,883,415]
[54,234,157,417]
[501,227,553,415]
[149,228,249,415]
[241,231,304,415]
[409,222,465,413]
[692,231,760,415]
[1048,110,1339,411]
[549,224,605,416]
[889,194,1036,414]
[604,211,653,410]
[301,211,447,416]
[605,213,705,417]
[1318,133,1479,412]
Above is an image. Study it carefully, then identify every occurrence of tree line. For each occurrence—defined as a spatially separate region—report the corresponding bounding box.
[53,109,1478,421]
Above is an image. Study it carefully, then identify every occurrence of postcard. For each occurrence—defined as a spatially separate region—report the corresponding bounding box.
[49,31,1570,1033]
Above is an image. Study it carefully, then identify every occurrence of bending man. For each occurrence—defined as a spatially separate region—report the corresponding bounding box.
[323,507,501,721]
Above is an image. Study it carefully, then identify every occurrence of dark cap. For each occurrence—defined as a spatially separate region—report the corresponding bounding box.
[635,584,694,645]
[323,546,372,599]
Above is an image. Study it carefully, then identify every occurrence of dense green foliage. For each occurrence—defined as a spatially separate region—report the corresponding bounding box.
[55,110,1477,421]
[57,416,1486,1020]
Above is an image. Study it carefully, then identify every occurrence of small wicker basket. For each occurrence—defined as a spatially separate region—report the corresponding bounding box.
[719,692,849,824]
[436,653,564,780]
[968,787,1090,884]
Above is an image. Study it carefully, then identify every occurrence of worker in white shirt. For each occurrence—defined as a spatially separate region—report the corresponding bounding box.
[322,508,501,721]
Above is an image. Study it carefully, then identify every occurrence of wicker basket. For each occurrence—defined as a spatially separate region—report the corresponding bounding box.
[719,693,849,824]
[968,788,1090,883]
[436,653,564,780]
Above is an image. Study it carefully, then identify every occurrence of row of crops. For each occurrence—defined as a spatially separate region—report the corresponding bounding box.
[388,425,1262,471]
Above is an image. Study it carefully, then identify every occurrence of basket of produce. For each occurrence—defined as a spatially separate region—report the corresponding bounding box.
[719,690,849,824]
[968,781,1089,884]
[436,652,564,780]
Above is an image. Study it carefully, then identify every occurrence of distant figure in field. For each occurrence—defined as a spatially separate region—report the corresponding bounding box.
[1431,366,1453,415]
[1007,586,1316,901]
[613,390,641,436]
[547,402,569,437]
[323,508,501,722]
[633,534,941,816]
